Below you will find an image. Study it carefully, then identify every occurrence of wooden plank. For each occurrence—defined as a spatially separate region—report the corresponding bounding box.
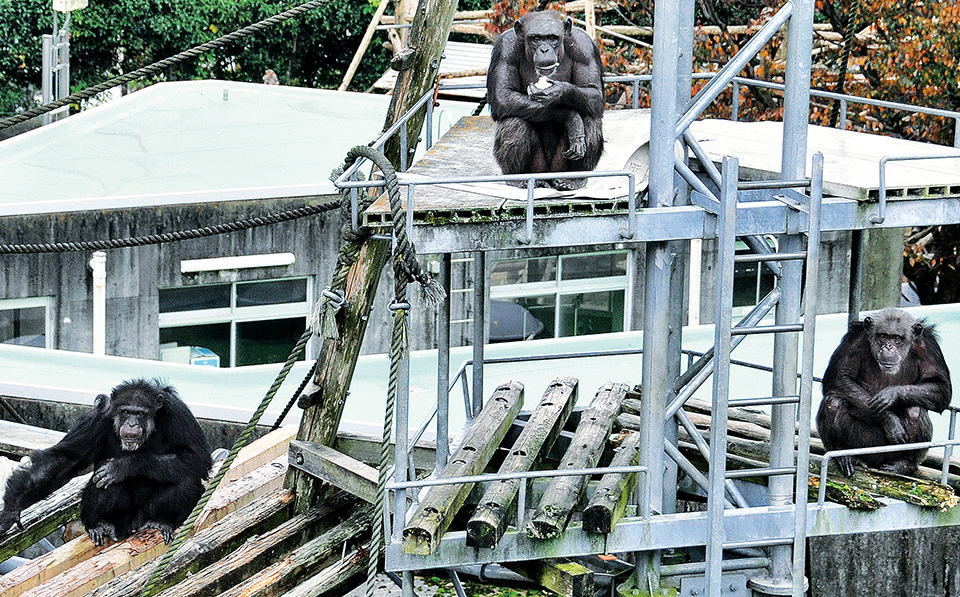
[582,430,641,534]
[334,430,437,473]
[466,376,578,548]
[4,459,289,597]
[220,426,297,486]
[505,559,594,597]
[526,382,627,540]
[275,544,367,597]
[288,440,377,504]
[154,494,368,597]
[0,536,103,597]
[0,421,64,456]
[403,381,525,555]
[88,490,295,597]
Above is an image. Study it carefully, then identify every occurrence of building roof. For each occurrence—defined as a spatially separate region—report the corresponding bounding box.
[0,80,476,216]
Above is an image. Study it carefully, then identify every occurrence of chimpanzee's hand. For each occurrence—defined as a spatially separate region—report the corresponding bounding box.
[87,521,118,546]
[0,509,22,535]
[881,413,909,444]
[867,387,899,412]
[527,80,568,105]
[835,455,864,477]
[92,459,126,489]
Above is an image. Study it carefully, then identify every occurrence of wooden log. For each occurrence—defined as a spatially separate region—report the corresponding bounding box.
[196,456,287,529]
[582,430,641,534]
[0,536,102,597]
[86,489,295,597]
[0,472,88,564]
[807,477,884,510]
[466,376,578,548]
[505,559,594,597]
[334,430,436,473]
[403,381,525,555]
[276,544,368,597]
[287,238,391,512]
[145,493,367,597]
[194,508,371,597]
[526,382,628,540]
[287,440,378,503]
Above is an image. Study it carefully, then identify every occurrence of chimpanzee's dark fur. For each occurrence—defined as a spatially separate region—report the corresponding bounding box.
[0,379,211,544]
[486,10,604,190]
[816,308,952,476]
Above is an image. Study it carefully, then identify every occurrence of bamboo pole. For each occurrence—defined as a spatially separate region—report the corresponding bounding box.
[338,0,393,91]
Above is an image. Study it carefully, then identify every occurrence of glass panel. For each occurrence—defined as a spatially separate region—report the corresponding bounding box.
[491,257,557,286]
[0,306,46,347]
[561,252,627,281]
[558,290,625,337]
[733,262,760,308]
[236,279,308,307]
[159,285,230,313]
[499,295,555,339]
[236,317,307,366]
[160,323,230,367]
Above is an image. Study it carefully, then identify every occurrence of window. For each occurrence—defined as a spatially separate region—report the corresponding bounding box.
[0,297,54,348]
[159,278,311,367]
[489,251,630,341]
[732,238,778,316]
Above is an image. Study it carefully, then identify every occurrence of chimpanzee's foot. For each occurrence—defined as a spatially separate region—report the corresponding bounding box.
[551,177,587,191]
[139,521,176,543]
[835,455,866,477]
[878,460,919,476]
[87,521,118,546]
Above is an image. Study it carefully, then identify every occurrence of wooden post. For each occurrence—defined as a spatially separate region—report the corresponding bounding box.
[526,382,627,540]
[403,381,524,555]
[583,430,641,534]
[285,239,391,512]
[505,559,594,597]
[466,376,578,548]
[382,0,458,168]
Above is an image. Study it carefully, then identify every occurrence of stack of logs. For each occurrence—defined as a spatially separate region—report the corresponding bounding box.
[616,395,960,510]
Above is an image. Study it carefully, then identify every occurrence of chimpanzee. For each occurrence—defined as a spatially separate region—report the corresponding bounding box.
[816,308,952,476]
[0,379,212,544]
[486,10,605,191]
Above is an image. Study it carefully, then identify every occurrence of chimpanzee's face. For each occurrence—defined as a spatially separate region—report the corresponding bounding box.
[113,404,155,451]
[865,310,923,376]
[516,13,569,77]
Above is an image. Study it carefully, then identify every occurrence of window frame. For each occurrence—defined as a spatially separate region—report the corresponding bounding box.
[158,277,313,367]
[0,296,55,349]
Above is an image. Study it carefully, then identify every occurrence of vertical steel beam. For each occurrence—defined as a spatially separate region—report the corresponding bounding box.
[848,229,863,324]
[437,253,452,468]
[471,251,486,417]
[638,0,682,586]
[759,0,815,593]
[707,157,739,592]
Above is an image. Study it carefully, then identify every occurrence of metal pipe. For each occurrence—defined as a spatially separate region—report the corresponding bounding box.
[875,154,960,225]
[471,251,486,417]
[663,440,734,509]
[387,464,649,490]
[661,557,770,577]
[677,3,795,137]
[675,409,747,508]
[89,251,106,355]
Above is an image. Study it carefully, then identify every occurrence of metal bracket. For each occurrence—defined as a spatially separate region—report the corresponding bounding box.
[679,573,747,597]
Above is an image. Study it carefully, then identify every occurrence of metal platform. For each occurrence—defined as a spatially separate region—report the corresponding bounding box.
[363,112,960,254]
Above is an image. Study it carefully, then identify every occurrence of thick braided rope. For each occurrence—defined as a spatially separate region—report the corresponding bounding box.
[138,329,312,597]
[0,201,338,254]
[0,0,333,130]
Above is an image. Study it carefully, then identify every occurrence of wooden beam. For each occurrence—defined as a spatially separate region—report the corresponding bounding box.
[467,376,578,548]
[583,430,641,534]
[155,495,369,597]
[0,421,63,457]
[288,440,378,503]
[219,426,297,486]
[526,382,627,540]
[505,559,594,597]
[0,473,88,564]
[87,490,295,597]
[403,381,524,555]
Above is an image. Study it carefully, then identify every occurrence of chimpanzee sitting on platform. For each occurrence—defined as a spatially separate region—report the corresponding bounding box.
[816,308,952,476]
[486,10,605,191]
[0,379,212,544]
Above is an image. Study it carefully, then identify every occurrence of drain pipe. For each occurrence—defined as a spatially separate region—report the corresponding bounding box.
[89,251,106,356]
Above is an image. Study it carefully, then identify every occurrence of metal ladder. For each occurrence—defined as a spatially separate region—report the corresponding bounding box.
[704,153,824,597]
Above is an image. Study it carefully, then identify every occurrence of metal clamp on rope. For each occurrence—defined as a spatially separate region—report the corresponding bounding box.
[321,288,347,308]
[389,301,411,312]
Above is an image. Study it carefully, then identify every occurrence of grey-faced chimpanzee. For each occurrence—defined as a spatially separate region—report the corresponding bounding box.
[0,379,212,544]
[816,308,952,476]
[486,10,605,191]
